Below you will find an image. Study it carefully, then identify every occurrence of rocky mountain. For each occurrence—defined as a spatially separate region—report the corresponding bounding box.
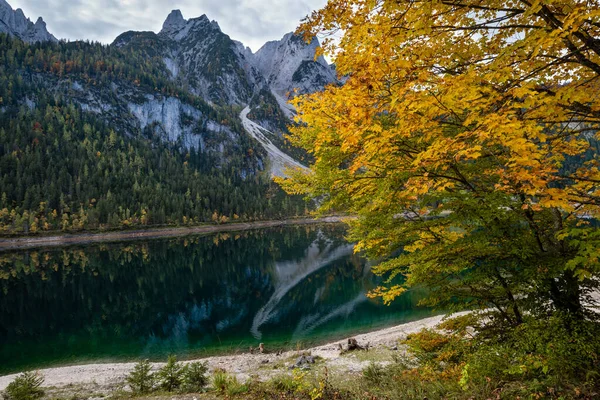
[0,3,337,123]
[114,10,265,106]
[0,0,56,43]
[110,9,339,175]
[0,34,301,233]
[253,32,338,98]
[0,3,338,178]
[114,10,339,110]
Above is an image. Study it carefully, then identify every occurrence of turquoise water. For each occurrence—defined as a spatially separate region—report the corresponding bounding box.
[0,225,431,375]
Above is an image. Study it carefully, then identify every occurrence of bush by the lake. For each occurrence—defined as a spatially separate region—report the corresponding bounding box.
[2,372,44,400]
[212,369,248,395]
[126,360,155,394]
[156,355,184,392]
[181,361,209,393]
[126,357,209,395]
[212,369,230,394]
[394,313,600,398]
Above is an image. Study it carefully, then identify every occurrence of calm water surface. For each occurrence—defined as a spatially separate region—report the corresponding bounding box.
[0,225,431,375]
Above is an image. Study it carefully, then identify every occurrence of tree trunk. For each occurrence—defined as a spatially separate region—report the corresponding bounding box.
[549,269,584,319]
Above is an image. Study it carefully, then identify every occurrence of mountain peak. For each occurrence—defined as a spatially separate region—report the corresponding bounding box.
[253,31,336,97]
[190,14,209,22]
[188,14,220,30]
[34,16,46,27]
[0,0,57,43]
[160,10,223,42]
[162,9,186,32]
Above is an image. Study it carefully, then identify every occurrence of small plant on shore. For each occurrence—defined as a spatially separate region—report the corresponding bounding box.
[181,361,209,393]
[225,375,248,396]
[157,355,184,392]
[269,369,310,394]
[211,369,230,394]
[3,371,44,400]
[126,359,155,394]
[212,369,248,395]
[362,362,385,385]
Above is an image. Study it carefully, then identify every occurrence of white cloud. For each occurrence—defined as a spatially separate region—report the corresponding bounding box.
[8,0,327,51]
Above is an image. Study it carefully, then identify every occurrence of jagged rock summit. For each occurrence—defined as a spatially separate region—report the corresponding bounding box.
[253,32,337,97]
[159,10,221,41]
[113,9,265,105]
[0,0,57,43]
[115,9,338,106]
[0,1,338,105]
[161,9,186,33]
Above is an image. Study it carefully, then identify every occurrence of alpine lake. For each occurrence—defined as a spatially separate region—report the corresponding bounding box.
[0,224,433,375]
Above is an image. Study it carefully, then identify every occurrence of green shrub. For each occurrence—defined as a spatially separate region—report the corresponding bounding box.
[156,355,184,392]
[3,372,44,400]
[459,314,600,396]
[362,362,385,385]
[126,359,155,394]
[211,369,230,394]
[399,313,600,398]
[269,370,311,394]
[181,361,209,393]
[211,369,247,395]
[225,375,248,396]
[269,374,297,393]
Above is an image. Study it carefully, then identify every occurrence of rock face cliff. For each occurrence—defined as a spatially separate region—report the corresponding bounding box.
[114,10,265,106]
[0,2,338,109]
[114,10,339,108]
[0,0,56,43]
[22,72,248,171]
[252,32,338,97]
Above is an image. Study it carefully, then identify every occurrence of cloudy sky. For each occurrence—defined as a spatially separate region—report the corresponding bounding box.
[8,0,327,51]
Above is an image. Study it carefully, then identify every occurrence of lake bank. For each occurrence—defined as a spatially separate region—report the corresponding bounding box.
[0,312,464,391]
[0,217,345,251]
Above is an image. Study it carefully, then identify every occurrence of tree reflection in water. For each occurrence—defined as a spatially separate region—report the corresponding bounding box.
[0,225,429,374]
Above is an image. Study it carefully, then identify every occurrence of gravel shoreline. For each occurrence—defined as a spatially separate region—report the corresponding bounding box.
[0,313,465,391]
[0,217,344,251]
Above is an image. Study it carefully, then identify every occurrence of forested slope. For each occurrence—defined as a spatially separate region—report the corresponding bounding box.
[0,34,308,235]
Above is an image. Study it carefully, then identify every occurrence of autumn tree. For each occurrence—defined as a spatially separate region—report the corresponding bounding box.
[279,0,600,324]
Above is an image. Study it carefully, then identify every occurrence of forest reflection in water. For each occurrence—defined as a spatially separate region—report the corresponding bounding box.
[0,225,431,374]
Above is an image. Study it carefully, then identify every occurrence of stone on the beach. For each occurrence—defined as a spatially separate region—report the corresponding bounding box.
[290,354,316,369]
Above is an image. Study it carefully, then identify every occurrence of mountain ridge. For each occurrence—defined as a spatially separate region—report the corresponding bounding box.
[0,2,338,111]
[0,0,56,43]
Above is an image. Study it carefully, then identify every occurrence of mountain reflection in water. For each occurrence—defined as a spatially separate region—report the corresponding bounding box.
[0,225,431,374]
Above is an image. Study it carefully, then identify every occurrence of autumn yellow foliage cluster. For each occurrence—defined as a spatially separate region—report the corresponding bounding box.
[278,0,600,320]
